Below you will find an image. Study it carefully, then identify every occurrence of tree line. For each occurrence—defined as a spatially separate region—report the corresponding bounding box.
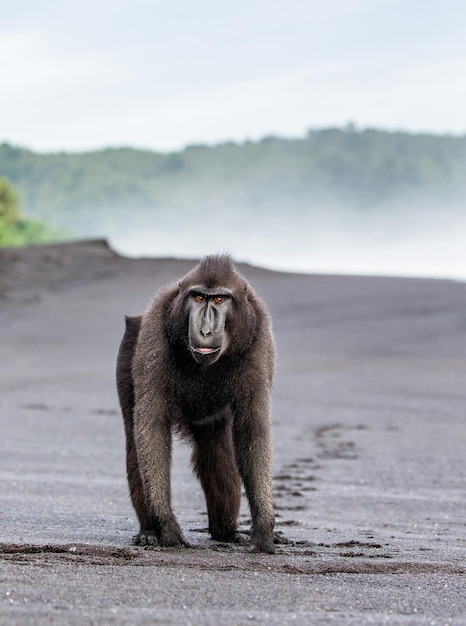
[1,126,466,245]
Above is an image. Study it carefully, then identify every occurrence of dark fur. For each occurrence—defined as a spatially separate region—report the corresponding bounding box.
[116,254,276,553]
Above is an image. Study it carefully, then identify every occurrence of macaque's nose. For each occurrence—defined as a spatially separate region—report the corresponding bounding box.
[200,307,214,336]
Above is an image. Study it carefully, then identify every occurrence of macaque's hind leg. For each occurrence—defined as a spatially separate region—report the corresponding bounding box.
[192,418,242,543]
[116,316,154,533]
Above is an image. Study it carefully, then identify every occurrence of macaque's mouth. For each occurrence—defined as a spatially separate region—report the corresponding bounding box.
[192,346,221,355]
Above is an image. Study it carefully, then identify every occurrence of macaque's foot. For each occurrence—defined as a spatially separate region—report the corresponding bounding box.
[241,528,290,550]
[249,526,277,554]
[273,530,293,545]
[210,526,249,545]
[211,529,249,545]
[159,525,190,548]
[132,531,158,546]
[231,531,249,545]
[250,536,275,554]
[132,526,189,548]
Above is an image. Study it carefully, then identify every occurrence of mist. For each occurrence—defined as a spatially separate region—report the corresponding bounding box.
[4,127,465,281]
[108,203,466,281]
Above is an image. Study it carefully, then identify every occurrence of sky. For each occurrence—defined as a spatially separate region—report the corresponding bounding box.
[2,0,466,154]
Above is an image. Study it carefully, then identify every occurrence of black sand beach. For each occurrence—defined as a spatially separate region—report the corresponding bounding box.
[1,240,465,625]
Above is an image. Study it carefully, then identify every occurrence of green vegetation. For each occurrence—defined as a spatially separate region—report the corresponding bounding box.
[1,127,465,241]
[0,177,63,247]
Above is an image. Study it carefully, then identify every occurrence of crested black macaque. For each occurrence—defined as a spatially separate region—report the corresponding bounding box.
[116,254,276,553]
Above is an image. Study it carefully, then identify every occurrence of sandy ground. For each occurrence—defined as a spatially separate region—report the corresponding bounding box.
[0,240,465,625]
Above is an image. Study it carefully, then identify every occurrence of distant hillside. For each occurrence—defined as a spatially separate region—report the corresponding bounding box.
[1,127,466,243]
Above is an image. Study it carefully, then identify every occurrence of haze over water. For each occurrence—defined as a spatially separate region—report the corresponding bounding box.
[110,206,466,281]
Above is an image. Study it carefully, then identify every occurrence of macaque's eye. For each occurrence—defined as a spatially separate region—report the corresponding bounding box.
[213,296,224,304]
[194,295,204,303]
